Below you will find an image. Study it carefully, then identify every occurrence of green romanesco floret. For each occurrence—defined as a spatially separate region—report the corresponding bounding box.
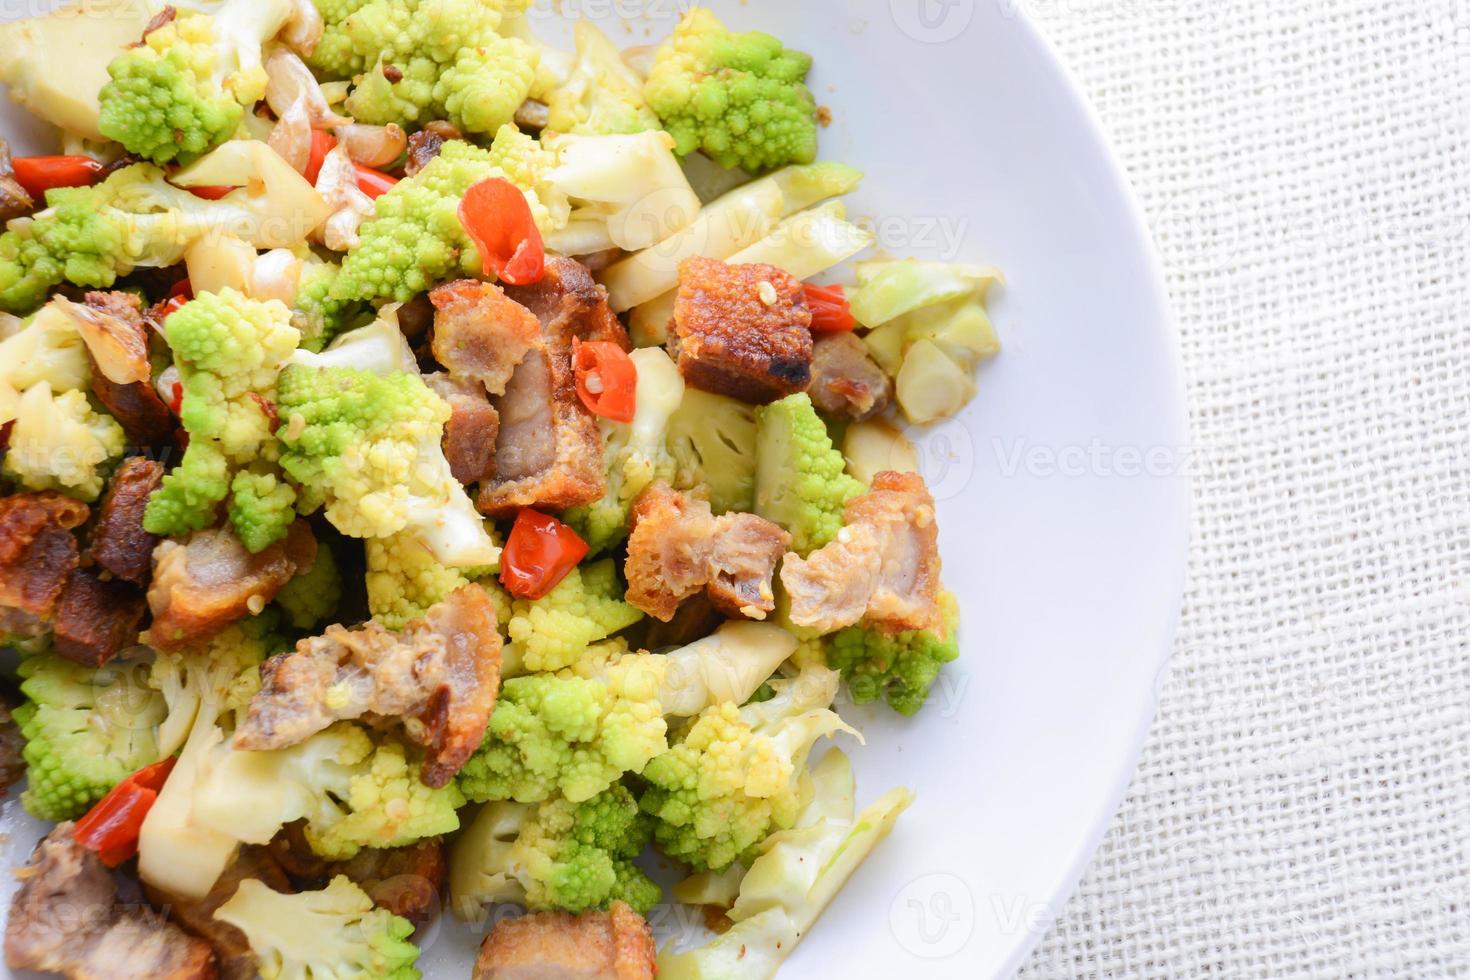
[505,560,645,673]
[275,542,345,631]
[293,256,368,353]
[754,392,866,555]
[98,0,295,163]
[366,531,496,630]
[2,384,125,501]
[16,653,165,821]
[217,875,421,980]
[665,388,758,515]
[145,288,300,548]
[458,665,667,805]
[565,348,684,553]
[228,471,298,555]
[143,440,231,536]
[449,785,661,919]
[310,0,536,137]
[644,8,819,173]
[827,592,961,716]
[639,665,852,872]
[275,361,501,569]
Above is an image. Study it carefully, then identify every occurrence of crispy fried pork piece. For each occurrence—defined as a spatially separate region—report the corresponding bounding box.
[669,256,813,404]
[145,848,290,980]
[234,585,501,786]
[394,291,435,343]
[264,822,328,882]
[425,373,500,484]
[5,823,217,980]
[0,698,25,795]
[780,471,944,635]
[404,128,446,177]
[0,139,32,222]
[53,569,147,666]
[473,901,656,980]
[145,522,315,652]
[641,591,723,651]
[808,331,893,421]
[429,279,542,396]
[0,492,89,638]
[624,482,790,622]
[79,293,175,447]
[327,839,445,924]
[479,258,626,516]
[89,456,164,586]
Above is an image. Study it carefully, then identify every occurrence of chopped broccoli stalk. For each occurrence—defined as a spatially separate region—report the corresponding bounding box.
[754,393,866,555]
[16,653,165,821]
[644,8,819,172]
[545,21,660,135]
[216,875,422,980]
[449,785,662,919]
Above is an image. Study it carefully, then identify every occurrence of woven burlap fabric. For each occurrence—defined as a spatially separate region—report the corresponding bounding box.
[1012,1,1470,976]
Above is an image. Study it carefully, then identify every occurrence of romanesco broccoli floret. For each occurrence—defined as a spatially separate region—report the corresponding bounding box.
[665,388,758,515]
[827,592,961,716]
[458,664,667,805]
[310,0,536,138]
[293,256,368,353]
[565,348,684,554]
[275,542,345,631]
[754,392,866,555]
[449,785,662,919]
[2,384,124,501]
[145,288,300,549]
[366,531,495,630]
[505,560,644,673]
[275,362,500,569]
[644,8,819,173]
[195,722,465,861]
[639,665,852,871]
[16,653,165,821]
[228,471,298,555]
[98,0,295,163]
[216,875,422,980]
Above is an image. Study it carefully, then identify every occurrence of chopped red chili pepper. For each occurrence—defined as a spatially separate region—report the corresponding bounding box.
[73,757,175,867]
[572,339,637,424]
[457,177,545,286]
[306,130,337,185]
[353,163,398,199]
[802,283,857,332]
[11,155,104,199]
[184,184,239,200]
[500,509,590,600]
[168,381,184,415]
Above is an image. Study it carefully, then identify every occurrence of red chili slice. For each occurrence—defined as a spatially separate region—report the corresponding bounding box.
[572,338,637,424]
[500,509,590,601]
[353,163,398,199]
[11,155,104,199]
[803,283,857,332]
[457,177,545,286]
[306,130,338,185]
[73,757,176,867]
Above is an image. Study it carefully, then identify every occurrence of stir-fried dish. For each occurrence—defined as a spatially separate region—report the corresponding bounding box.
[0,2,1002,978]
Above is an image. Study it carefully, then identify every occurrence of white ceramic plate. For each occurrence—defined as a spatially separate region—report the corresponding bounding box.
[0,1,1187,977]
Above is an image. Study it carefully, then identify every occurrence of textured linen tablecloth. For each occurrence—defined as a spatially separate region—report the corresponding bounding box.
[1013,0,1470,976]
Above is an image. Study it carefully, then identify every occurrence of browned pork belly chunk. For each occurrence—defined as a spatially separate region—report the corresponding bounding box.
[88,456,164,587]
[669,256,814,404]
[0,699,25,795]
[808,330,893,420]
[145,521,316,651]
[479,258,627,516]
[781,470,944,635]
[52,568,147,666]
[473,901,656,980]
[0,491,89,639]
[429,279,543,396]
[80,292,175,447]
[327,838,446,925]
[6,823,217,980]
[625,481,790,622]
[234,585,502,787]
